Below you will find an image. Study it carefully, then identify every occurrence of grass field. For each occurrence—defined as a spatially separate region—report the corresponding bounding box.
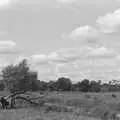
[0,108,100,120]
[0,91,120,120]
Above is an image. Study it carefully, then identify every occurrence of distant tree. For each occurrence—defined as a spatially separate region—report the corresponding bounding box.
[109,81,112,85]
[56,77,72,91]
[89,80,101,92]
[74,82,82,91]
[98,80,102,85]
[71,83,79,91]
[101,83,109,92]
[47,81,56,91]
[80,79,90,92]
[29,71,38,91]
[39,81,48,91]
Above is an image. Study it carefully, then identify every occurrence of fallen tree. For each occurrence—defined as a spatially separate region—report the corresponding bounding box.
[0,95,45,109]
[0,90,48,109]
[13,96,39,106]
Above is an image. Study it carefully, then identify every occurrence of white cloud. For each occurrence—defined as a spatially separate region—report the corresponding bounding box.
[27,46,117,64]
[48,52,61,62]
[14,55,28,65]
[52,58,119,82]
[65,25,99,46]
[19,54,50,73]
[116,0,120,2]
[0,40,16,47]
[30,54,47,60]
[96,9,120,33]
[0,40,21,54]
[0,41,22,69]
[23,46,118,82]
[57,48,82,61]
[29,54,48,65]
[57,0,76,4]
[69,25,98,38]
[57,46,116,61]
[27,52,68,67]
[0,0,20,9]
[0,0,10,7]
[0,0,13,7]
[89,47,117,58]
[48,52,68,63]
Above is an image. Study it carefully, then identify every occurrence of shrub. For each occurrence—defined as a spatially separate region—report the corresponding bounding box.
[85,94,91,99]
[90,103,117,120]
[112,94,117,99]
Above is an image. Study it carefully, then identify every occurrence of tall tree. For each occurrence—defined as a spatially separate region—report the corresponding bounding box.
[80,79,90,92]
[89,80,101,92]
[56,77,72,91]
[47,81,56,91]
[1,59,38,108]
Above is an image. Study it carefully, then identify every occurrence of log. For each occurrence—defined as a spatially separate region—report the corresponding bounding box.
[13,96,39,106]
[2,90,48,109]
[6,89,30,100]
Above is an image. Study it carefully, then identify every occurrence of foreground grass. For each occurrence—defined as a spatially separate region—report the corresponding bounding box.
[0,108,100,120]
[0,91,120,120]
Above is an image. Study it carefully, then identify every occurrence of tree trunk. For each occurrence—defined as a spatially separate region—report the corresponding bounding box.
[10,96,15,108]
[11,99,15,108]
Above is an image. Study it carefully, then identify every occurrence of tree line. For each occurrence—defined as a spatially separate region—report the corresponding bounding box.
[0,59,120,93]
[32,78,120,92]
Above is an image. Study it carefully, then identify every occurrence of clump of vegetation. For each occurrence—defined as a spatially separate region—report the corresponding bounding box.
[85,94,91,99]
[90,103,117,120]
[112,94,117,99]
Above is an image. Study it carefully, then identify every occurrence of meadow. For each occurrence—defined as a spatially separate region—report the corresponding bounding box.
[0,91,120,120]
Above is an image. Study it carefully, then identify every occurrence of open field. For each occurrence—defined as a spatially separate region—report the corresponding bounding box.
[0,91,120,120]
[0,108,100,120]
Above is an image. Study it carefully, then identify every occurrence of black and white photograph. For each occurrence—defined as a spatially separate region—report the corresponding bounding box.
[0,0,120,120]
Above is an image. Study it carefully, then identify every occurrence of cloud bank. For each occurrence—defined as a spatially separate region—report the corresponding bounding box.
[97,9,120,33]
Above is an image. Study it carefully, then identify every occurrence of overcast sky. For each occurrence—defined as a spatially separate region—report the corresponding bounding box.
[0,0,120,82]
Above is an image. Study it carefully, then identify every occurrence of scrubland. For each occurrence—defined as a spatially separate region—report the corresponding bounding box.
[0,91,120,120]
